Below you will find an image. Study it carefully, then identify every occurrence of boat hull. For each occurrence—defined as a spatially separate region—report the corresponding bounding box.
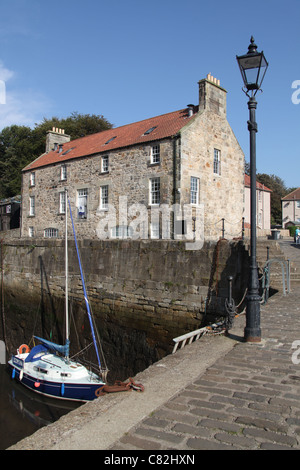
[8,359,105,402]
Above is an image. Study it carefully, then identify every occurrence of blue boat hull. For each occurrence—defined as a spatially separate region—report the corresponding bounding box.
[8,363,104,402]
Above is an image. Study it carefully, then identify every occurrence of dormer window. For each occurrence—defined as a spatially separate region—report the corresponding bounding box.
[143,126,157,135]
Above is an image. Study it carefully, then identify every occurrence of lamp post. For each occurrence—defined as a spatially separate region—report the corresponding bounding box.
[236,37,268,342]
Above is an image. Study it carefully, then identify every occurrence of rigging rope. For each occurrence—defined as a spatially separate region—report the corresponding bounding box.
[68,197,103,371]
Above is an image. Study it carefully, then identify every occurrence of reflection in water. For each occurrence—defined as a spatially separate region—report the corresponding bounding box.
[0,365,81,450]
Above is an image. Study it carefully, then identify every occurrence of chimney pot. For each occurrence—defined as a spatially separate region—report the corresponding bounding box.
[46,127,71,153]
[187,104,194,117]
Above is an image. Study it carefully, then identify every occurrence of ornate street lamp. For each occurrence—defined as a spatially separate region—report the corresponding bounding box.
[236,37,268,342]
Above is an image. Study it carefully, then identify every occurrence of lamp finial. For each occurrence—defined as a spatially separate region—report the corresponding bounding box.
[248,36,258,54]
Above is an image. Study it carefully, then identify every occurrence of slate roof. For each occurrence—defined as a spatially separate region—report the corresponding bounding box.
[23,107,198,172]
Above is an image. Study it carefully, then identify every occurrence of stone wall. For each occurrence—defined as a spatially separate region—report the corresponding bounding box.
[1,238,249,375]
[21,139,175,240]
[180,79,245,240]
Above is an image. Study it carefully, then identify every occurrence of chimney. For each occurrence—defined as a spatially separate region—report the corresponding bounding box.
[46,128,71,153]
[198,74,227,117]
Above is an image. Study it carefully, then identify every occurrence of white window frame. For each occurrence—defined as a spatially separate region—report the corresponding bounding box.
[59,191,66,214]
[30,172,35,186]
[29,226,34,237]
[100,185,109,210]
[29,196,35,216]
[213,149,221,175]
[258,212,262,227]
[111,225,133,239]
[44,228,58,238]
[77,188,88,219]
[151,145,160,164]
[61,164,67,181]
[297,200,300,209]
[190,176,200,205]
[150,221,160,239]
[101,155,109,173]
[149,177,160,205]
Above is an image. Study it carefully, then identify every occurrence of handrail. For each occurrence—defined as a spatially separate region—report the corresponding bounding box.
[172,327,208,354]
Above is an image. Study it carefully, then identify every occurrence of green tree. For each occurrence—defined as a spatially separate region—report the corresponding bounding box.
[32,112,112,154]
[0,112,112,198]
[256,173,289,225]
[0,125,35,198]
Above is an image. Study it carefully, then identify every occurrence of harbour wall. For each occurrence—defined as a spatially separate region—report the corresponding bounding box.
[0,238,249,380]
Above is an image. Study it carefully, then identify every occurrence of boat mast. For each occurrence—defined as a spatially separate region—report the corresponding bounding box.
[65,188,69,359]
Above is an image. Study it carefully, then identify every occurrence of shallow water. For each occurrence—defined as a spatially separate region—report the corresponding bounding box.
[0,364,81,450]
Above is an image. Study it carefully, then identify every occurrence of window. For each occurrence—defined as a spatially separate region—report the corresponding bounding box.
[44,228,58,238]
[150,221,160,239]
[29,196,35,216]
[190,177,199,204]
[77,188,88,219]
[29,227,34,237]
[213,149,221,175]
[150,178,160,205]
[105,136,116,145]
[101,155,109,173]
[111,225,133,239]
[30,172,35,186]
[143,126,157,135]
[62,147,75,155]
[297,200,300,208]
[100,185,108,210]
[258,213,262,226]
[174,220,187,236]
[59,191,66,214]
[151,145,160,164]
[61,165,67,181]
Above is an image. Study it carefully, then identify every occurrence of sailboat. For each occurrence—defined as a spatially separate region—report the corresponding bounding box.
[8,190,108,401]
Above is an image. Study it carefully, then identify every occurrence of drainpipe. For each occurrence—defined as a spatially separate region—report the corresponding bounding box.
[172,134,181,206]
[172,134,181,240]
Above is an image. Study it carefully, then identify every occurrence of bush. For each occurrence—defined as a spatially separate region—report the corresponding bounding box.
[289,226,300,237]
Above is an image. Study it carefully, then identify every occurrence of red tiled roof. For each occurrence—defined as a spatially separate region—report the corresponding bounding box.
[23,107,197,172]
[282,187,300,201]
[244,174,272,192]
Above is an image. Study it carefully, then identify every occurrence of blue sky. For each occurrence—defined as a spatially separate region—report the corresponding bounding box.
[0,0,299,188]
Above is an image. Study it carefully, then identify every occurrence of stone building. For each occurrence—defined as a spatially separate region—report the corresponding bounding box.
[0,195,21,232]
[244,174,271,235]
[21,75,245,244]
[282,187,300,228]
